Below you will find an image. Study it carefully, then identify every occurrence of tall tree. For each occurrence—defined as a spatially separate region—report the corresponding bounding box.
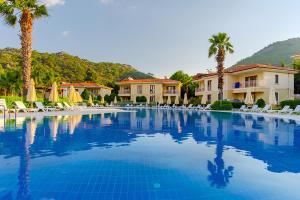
[170,70,196,98]
[208,33,234,100]
[0,0,48,96]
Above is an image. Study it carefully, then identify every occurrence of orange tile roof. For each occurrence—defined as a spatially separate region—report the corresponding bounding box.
[116,78,181,84]
[194,64,297,80]
[60,82,112,90]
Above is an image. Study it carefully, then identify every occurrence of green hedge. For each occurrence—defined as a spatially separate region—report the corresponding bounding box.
[280,100,300,109]
[231,101,245,109]
[136,96,147,103]
[256,98,266,108]
[211,100,233,110]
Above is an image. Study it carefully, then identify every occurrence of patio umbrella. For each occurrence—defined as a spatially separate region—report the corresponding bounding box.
[269,87,277,109]
[68,86,77,104]
[167,96,171,105]
[174,96,179,105]
[49,82,59,103]
[88,95,93,105]
[26,79,37,103]
[114,96,118,104]
[183,93,188,105]
[201,95,207,105]
[244,89,253,106]
[158,96,164,105]
[101,95,105,104]
[76,91,83,103]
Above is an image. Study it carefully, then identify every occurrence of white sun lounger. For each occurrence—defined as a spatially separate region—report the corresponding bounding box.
[203,104,211,110]
[239,105,248,112]
[259,104,271,113]
[248,105,259,112]
[14,101,38,113]
[291,105,300,114]
[0,99,8,112]
[35,102,57,112]
[276,105,293,114]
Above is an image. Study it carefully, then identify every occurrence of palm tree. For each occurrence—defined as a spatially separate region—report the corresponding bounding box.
[0,0,48,97]
[208,33,234,100]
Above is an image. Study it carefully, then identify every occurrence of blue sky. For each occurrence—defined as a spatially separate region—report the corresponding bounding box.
[1,0,300,77]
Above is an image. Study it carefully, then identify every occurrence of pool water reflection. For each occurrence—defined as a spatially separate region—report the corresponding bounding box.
[0,110,300,199]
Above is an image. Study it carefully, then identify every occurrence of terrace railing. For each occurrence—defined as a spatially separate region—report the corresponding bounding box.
[163,90,178,94]
[233,80,262,89]
[118,89,131,94]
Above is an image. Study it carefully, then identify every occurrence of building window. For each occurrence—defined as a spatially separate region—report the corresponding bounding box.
[137,85,142,94]
[207,80,212,91]
[275,74,279,84]
[166,86,176,94]
[275,92,279,103]
[150,85,155,94]
[150,96,155,102]
[245,76,257,87]
[207,94,211,103]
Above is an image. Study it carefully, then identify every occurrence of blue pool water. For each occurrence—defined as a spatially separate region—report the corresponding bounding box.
[0,109,300,200]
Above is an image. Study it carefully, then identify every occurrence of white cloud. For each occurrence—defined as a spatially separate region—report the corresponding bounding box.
[42,0,65,7]
[99,0,114,5]
[62,31,69,37]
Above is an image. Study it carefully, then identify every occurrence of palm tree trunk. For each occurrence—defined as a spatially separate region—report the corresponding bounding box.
[216,48,225,100]
[20,9,33,97]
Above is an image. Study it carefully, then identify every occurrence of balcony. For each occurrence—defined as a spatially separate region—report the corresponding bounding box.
[195,88,205,92]
[232,80,265,93]
[118,89,131,96]
[163,90,178,96]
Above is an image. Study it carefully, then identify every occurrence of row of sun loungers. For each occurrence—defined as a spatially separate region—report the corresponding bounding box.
[125,103,212,110]
[239,104,300,115]
[0,99,106,113]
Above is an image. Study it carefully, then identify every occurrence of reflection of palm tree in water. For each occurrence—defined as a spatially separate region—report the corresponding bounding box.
[17,121,32,200]
[207,119,234,188]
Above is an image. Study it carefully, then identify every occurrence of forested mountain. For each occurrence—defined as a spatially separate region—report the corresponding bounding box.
[234,38,300,67]
[0,48,152,94]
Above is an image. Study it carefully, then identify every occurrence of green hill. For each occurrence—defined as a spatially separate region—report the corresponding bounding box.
[234,38,300,67]
[0,48,152,90]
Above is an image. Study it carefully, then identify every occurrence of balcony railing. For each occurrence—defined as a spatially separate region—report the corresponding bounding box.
[233,80,262,89]
[118,90,131,94]
[163,90,178,94]
[195,88,205,92]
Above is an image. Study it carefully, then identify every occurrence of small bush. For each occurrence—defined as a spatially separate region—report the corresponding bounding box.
[256,98,266,108]
[189,97,202,106]
[136,96,147,103]
[211,100,233,111]
[280,100,300,109]
[231,101,245,109]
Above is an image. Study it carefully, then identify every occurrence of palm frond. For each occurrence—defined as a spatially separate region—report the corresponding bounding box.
[4,13,17,25]
[33,4,48,18]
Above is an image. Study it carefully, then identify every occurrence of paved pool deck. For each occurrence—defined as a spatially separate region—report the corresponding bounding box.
[0,108,133,119]
[0,107,299,122]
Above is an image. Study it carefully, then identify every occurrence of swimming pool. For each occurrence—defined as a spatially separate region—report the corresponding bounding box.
[0,109,300,200]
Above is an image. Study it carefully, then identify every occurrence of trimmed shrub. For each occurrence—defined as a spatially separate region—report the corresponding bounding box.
[136,96,147,103]
[256,98,266,108]
[280,100,300,109]
[211,100,233,111]
[189,97,202,106]
[231,101,245,109]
